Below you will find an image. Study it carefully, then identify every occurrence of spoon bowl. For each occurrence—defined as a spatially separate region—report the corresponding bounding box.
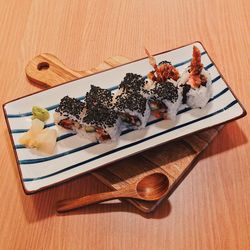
[136,173,169,200]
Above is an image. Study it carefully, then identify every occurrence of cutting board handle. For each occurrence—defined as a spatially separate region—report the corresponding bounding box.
[25,53,131,88]
[25,53,86,88]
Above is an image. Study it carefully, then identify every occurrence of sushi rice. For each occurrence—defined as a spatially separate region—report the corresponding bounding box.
[178,68,212,108]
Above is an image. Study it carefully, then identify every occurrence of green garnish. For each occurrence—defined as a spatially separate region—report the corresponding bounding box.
[32,106,50,122]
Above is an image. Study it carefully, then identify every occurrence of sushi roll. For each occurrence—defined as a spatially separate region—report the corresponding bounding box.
[82,85,121,142]
[54,96,86,133]
[149,79,182,120]
[114,91,151,129]
[178,46,212,108]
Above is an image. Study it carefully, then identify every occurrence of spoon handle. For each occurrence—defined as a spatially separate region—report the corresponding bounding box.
[57,189,134,212]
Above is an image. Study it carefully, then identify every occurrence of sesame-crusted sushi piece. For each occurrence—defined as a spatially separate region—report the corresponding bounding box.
[82,105,121,142]
[149,79,182,120]
[144,48,181,104]
[178,46,212,108]
[114,92,151,129]
[82,85,121,142]
[54,96,86,134]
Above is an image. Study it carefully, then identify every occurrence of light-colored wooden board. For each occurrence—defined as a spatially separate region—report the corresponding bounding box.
[25,53,223,212]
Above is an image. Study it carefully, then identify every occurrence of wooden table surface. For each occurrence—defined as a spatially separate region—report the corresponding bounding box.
[1,0,249,249]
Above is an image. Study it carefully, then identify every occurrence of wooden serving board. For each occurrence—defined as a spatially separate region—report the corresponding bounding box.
[25,53,223,213]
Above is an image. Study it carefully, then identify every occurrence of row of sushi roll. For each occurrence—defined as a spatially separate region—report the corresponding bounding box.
[54,46,212,143]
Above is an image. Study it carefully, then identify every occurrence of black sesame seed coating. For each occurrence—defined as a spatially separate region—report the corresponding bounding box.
[85,85,113,109]
[55,96,85,120]
[83,85,119,128]
[180,83,191,104]
[115,92,147,115]
[118,73,147,94]
[150,81,179,103]
[82,105,118,128]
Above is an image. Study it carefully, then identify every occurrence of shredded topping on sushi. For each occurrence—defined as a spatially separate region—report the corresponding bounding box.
[55,96,85,120]
[83,105,118,128]
[118,73,147,95]
[188,46,208,88]
[85,85,113,108]
[150,81,179,103]
[115,92,147,115]
[145,48,180,82]
[190,46,203,75]
[119,113,142,126]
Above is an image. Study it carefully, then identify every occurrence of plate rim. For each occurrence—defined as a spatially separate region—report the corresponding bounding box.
[2,40,247,194]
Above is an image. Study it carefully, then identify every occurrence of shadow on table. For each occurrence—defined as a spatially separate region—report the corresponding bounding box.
[199,122,248,160]
[19,173,172,222]
[57,197,172,219]
[16,121,247,222]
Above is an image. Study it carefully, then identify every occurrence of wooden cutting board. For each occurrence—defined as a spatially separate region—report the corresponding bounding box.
[25,53,223,213]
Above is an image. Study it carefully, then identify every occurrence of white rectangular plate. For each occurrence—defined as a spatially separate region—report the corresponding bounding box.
[3,42,246,193]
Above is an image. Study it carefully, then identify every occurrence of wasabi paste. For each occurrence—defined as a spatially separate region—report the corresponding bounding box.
[32,106,50,122]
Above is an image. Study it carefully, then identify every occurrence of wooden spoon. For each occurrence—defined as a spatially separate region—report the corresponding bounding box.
[57,172,169,213]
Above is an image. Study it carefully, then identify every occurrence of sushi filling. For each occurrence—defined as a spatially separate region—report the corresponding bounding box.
[84,125,111,141]
[119,112,142,126]
[95,127,111,141]
[58,118,75,130]
[149,100,168,119]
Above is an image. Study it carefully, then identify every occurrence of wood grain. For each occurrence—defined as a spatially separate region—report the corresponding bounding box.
[0,0,250,249]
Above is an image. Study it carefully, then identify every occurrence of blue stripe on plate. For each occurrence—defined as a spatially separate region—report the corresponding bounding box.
[22,99,238,182]
[204,63,213,70]
[18,86,230,164]
[7,51,207,118]
[212,75,221,83]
